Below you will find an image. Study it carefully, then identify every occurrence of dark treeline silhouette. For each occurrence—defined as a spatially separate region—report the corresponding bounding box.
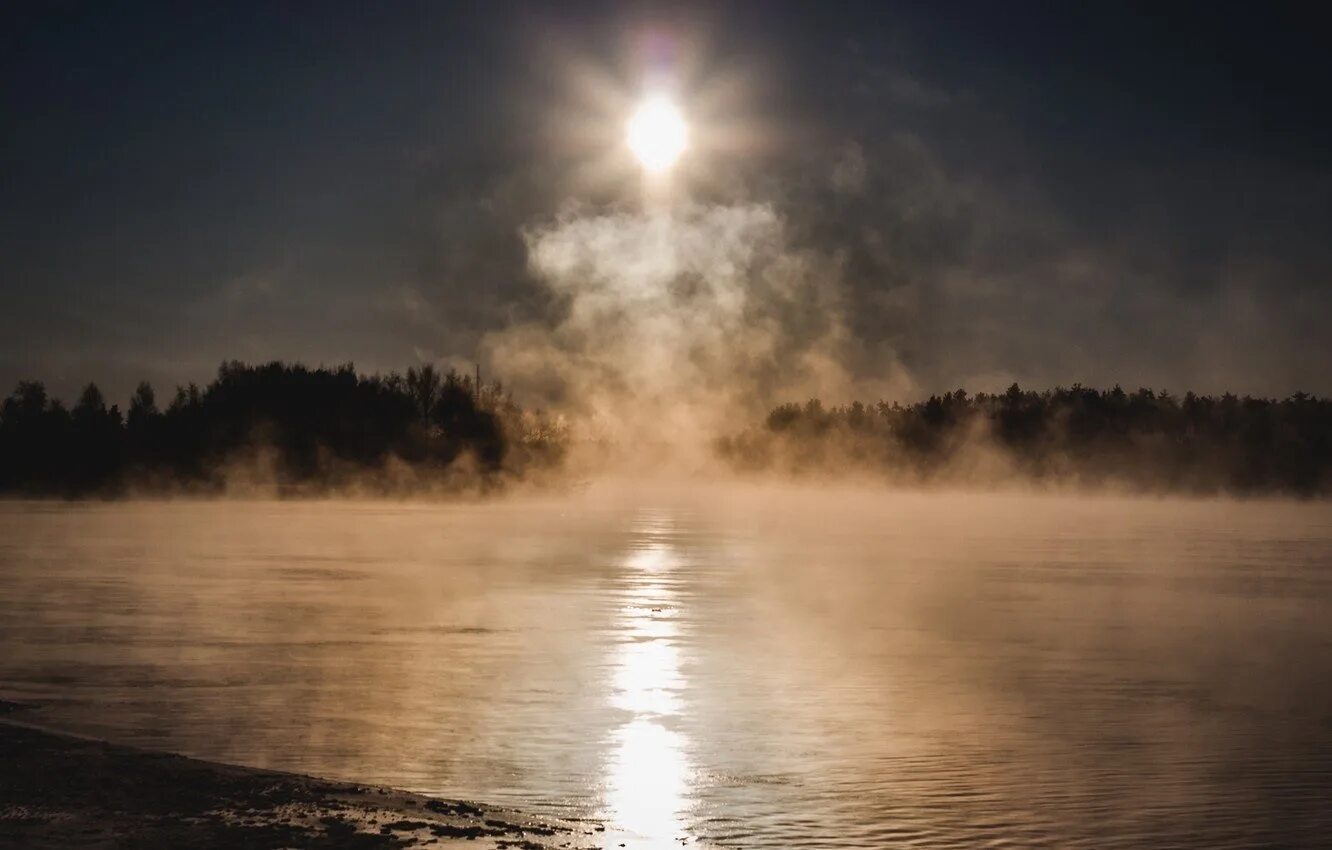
[0,361,567,496]
[719,384,1332,496]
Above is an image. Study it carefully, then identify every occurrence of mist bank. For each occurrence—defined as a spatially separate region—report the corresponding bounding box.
[719,385,1332,497]
[0,361,567,498]
[5,363,1331,499]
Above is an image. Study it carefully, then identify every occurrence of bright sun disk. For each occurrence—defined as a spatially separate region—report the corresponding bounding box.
[627,96,687,173]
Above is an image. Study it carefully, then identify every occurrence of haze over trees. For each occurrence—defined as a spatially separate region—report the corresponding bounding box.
[3,368,1331,497]
[0,361,566,496]
[719,385,1332,496]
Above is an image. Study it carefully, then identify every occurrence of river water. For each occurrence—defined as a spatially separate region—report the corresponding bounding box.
[1,484,1329,848]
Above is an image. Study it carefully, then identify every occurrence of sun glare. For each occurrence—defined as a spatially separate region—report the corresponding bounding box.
[627,96,687,173]
[604,527,692,848]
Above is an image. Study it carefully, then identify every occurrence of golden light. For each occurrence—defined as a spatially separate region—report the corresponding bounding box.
[603,526,693,848]
[627,96,687,173]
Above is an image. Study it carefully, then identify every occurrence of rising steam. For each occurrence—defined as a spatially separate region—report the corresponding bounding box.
[484,203,863,469]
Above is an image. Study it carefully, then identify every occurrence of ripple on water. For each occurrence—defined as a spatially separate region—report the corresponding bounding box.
[0,492,1328,848]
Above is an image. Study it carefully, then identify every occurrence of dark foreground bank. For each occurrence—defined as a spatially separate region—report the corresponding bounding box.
[0,713,601,849]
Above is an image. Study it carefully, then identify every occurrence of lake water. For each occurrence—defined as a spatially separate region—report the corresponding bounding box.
[1,484,1330,848]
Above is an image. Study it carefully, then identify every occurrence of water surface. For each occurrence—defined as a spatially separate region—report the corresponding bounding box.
[1,485,1329,848]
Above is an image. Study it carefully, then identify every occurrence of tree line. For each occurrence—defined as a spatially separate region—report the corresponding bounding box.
[7,370,1329,497]
[0,361,567,496]
[718,384,1332,495]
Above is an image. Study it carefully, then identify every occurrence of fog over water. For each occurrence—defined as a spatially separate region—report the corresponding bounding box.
[5,8,1330,849]
[2,483,1330,848]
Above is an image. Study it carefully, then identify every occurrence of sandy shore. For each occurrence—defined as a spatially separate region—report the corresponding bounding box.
[0,703,603,849]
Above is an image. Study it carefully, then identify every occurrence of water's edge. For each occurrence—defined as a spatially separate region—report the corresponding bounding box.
[0,707,602,849]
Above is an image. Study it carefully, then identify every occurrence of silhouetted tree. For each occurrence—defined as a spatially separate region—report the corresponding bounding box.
[0,360,558,496]
[720,385,1332,496]
[406,365,442,425]
[1,381,68,492]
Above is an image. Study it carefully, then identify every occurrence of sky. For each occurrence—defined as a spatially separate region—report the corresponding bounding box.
[3,0,1330,406]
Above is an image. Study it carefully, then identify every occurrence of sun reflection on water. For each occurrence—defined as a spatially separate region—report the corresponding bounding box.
[603,517,694,848]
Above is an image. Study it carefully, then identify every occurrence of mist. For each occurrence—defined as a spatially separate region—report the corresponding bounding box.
[3,4,1331,497]
[482,202,874,471]
[5,6,1332,850]
[4,482,1330,847]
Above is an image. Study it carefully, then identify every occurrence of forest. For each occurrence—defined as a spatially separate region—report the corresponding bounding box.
[0,361,567,496]
[718,385,1332,495]
[4,368,1331,497]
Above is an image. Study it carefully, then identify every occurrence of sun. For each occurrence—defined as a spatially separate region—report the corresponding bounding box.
[627,96,687,173]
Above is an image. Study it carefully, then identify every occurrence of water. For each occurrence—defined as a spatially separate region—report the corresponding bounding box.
[1,484,1330,848]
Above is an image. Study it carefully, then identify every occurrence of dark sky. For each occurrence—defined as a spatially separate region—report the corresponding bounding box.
[3,0,1330,404]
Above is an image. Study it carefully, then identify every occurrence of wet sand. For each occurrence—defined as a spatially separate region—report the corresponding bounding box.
[0,703,602,849]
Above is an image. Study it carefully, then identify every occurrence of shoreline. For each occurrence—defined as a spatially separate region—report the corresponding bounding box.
[0,706,601,849]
